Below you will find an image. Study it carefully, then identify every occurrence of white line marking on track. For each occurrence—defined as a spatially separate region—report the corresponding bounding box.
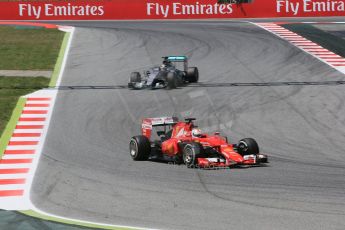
[30,205,155,230]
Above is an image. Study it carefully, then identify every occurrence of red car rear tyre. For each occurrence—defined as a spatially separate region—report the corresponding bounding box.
[129,135,151,161]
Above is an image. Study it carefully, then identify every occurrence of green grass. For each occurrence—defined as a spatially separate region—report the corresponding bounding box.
[282,23,345,57]
[20,210,137,230]
[0,76,49,135]
[0,97,26,159]
[0,26,64,70]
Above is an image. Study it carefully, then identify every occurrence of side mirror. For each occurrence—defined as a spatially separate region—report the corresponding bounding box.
[185,118,196,123]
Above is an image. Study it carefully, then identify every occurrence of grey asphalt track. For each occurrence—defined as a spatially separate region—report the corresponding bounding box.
[31,22,345,230]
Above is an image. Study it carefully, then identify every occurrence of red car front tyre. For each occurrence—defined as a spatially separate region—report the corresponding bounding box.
[237,138,259,156]
[183,142,203,168]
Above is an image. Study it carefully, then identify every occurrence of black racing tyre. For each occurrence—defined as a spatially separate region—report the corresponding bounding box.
[130,72,141,83]
[183,142,204,167]
[176,74,184,87]
[129,135,151,161]
[167,72,177,89]
[237,138,259,156]
[187,67,199,83]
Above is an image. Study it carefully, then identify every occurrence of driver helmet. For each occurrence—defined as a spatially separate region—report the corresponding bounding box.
[192,128,202,138]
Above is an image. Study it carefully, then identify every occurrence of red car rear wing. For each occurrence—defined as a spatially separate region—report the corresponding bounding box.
[142,117,178,139]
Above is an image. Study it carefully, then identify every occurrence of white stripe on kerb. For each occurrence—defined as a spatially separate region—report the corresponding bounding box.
[2,154,35,160]
[0,164,32,169]
[0,184,26,190]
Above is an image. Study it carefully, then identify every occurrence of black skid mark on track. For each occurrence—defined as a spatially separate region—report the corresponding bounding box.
[195,169,345,216]
[36,80,345,91]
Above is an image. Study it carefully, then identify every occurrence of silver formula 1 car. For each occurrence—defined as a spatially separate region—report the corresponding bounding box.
[128,56,199,90]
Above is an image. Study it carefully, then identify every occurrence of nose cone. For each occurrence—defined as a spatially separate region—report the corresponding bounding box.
[221,148,244,163]
[229,152,244,163]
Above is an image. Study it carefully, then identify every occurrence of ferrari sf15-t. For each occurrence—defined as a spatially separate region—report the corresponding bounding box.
[129,117,268,168]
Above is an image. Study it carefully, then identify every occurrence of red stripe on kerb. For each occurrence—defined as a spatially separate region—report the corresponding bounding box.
[283,37,304,39]
[0,159,33,164]
[16,125,44,129]
[316,53,339,55]
[0,179,26,185]
[333,64,345,66]
[0,190,24,197]
[304,49,329,51]
[288,37,308,42]
[22,110,48,114]
[263,26,284,28]
[310,53,335,56]
[279,34,297,36]
[25,104,49,107]
[0,168,29,174]
[275,32,297,33]
[298,44,318,49]
[327,60,345,62]
[271,30,289,32]
[276,33,296,35]
[27,98,51,101]
[318,56,342,59]
[288,40,308,42]
[292,41,319,46]
[12,133,41,137]
[302,47,323,49]
[291,41,314,43]
[309,51,333,53]
[4,150,35,155]
[8,141,38,146]
[297,44,319,46]
[19,117,46,122]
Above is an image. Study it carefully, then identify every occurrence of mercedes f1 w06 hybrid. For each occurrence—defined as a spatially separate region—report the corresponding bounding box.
[129,117,268,168]
[128,56,199,90]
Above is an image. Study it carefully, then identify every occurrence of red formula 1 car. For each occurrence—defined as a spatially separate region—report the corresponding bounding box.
[129,117,268,168]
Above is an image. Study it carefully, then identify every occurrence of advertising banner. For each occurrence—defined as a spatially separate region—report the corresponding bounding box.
[0,0,344,20]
